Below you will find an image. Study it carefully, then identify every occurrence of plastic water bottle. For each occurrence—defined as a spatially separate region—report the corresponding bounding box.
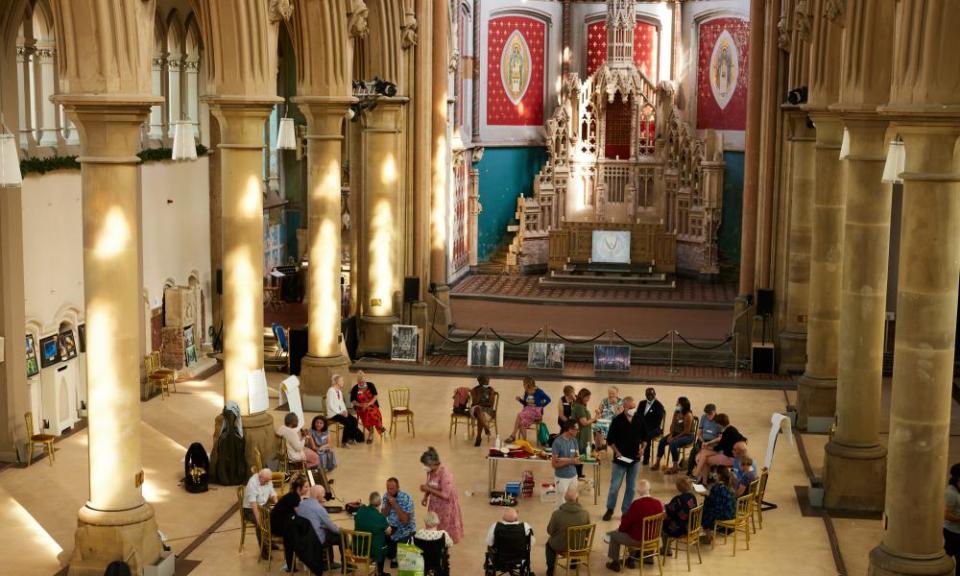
[495,435,501,449]
[586,444,592,460]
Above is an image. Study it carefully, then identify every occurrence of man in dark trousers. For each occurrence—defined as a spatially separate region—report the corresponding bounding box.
[637,387,665,465]
[603,396,645,521]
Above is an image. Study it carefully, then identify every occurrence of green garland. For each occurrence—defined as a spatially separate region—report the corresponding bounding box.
[19,144,210,177]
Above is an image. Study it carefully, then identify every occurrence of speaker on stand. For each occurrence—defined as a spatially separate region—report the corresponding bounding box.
[403,277,420,324]
[752,289,776,374]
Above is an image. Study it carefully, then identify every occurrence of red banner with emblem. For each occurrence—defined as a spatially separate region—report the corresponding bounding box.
[486,16,545,126]
[696,17,750,131]
[585,20,658,80]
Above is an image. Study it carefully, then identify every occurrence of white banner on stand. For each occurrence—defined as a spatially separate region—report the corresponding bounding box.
[764,412,794,471]
[281,375,304,430]
[247,368,269,414]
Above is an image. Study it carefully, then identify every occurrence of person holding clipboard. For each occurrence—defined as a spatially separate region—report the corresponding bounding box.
[603,397,646,521]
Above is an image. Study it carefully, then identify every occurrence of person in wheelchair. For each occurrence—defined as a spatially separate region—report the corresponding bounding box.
[414,512,452,576]
[484,508,535,576]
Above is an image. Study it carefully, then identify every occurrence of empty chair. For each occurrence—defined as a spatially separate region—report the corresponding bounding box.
[24,412,55,466]
[389,388,415,438]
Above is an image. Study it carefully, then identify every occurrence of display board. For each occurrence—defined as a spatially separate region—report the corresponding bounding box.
[591,230,631,264]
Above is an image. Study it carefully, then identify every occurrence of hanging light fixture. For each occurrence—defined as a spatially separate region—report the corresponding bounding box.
[171,120,197,161]
[838,127,850,160]
[881,137,905,184]
[0,130,21,186]
[276,108,296,151]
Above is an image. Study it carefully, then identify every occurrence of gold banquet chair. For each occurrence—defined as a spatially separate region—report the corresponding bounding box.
[713,494,753,556]
[342,529,378,575]
[622,512,665,575]
[677,416,700,467]
[753,468,770,531]
[555,523,595,575]
[389,387,415,438]
[671,504,703,571]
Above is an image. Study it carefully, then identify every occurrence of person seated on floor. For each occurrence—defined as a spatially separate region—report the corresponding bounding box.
[276,412,319,470]
[382,477,417,569]
[414,511,454,576]
[661,476,698,554]
[470,375,497,447]
[733,452,759,497]
[243,468,277,555]
[506,376,551,443]
[350,370,387,443]
[297,485,342,569]
[270,474,310,572]
[306,415,337,472]
[685,403,721,477]
[327,374,364,445]
[545,486,591,576]
[605,479,664,572]
[700,466,737,544]
[354,491,390,576]
[484,508,535,574]
[691,413,747,482]
[652,396,695,474]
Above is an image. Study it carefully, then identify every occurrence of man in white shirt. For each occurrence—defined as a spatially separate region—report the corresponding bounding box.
[326,374,363,444]
[485,508,535,548]
[243,468,277,552]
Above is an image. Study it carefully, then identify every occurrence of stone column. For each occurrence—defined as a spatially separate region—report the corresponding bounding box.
[296,99,352,394]
[822,119,889,511]
[61,100,161,576]
[868,126,960,576]
[208,100,277,467]
[429,0,451,341]
[671,0,682,82]
[796,115,843,431]
[778,113,815,373]
[358,100,406,354]
[738,0,765,296]
[468,162,481,268]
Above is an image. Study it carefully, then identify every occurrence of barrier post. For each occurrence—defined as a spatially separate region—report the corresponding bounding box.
[729,332,740,378]
[666,330,679,374]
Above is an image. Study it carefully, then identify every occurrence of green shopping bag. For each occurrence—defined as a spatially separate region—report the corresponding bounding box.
[537,421,550,447]
[397,542,424,576]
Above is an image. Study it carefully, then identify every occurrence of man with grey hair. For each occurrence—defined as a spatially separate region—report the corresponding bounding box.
[604,396,645,521]
[355,491,389,573]
[243,468,277,554]
[545,486,590,576]
[605,479,664,571]
[297,485,342,570]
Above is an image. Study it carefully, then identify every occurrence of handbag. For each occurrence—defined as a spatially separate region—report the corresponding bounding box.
[537,422,550,447]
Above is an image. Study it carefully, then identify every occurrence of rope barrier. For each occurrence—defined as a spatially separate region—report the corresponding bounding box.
[430,325,483,344]
[674,332,733,350]
[549,328,608,345]
[489,328,543,346]
[612,330,672,349]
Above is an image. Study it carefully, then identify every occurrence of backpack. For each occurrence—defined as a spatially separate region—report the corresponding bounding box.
[452,387,471,413]
[184,442,210,493]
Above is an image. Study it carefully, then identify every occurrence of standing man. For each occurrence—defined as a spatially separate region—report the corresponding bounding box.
[382,477,416,568]
[545,486,591,576]
[637,387,665,465]
[605,479,664,572]
[551,420,581,507]
[470,375,497,447]
[685,403,721,477]
[603,396,645,521]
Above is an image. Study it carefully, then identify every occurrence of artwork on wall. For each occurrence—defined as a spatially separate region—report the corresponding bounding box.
[594,345,631,372]
[184,325,195,350]
[39,335,60,368]
[591,230,632,264]
[486,15,545,126]
[390,325,420,362]
[696,17,750,131]
[59,329,78,360]
[25,335,39,378]
[468,339,504,368]
[77,324,85,354]
[185,345,198,367]
[585,19,659,80]
[528,342,564,370]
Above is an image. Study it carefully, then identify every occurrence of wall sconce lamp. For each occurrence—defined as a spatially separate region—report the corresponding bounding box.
[276,102,297,151]
[881,137,905,184]
[0,122,23,186]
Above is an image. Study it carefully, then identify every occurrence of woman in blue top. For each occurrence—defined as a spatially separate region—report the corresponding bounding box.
[701,465,737,543]
[505,377,551,443]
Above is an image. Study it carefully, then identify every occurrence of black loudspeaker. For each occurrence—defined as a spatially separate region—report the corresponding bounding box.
[216,269,223,295]
[752,344,775,374]
[289,328,308,375]
[756,289,775,317]
[403,277,420,303]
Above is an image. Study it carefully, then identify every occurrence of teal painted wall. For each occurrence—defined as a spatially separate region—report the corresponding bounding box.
[477,147,548,261]
[718,151,744,266]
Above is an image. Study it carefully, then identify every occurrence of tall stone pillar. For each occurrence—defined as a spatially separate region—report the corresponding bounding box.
[208,101,277,467]
[822,119,889,511]
[737,0,765,296]
[796,115,843,430]
[868,126,960,576]
[0,168,28,462]
[358,100,406,354]
[778,113,815,373]
[429,0,451,341]
[61,101,162,576]
[468,162,481,268]
[297,99,352,392]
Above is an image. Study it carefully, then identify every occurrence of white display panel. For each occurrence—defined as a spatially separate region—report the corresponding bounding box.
[591,230,631,264]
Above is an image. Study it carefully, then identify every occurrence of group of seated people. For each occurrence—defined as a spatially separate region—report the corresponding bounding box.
[325,371,388,445]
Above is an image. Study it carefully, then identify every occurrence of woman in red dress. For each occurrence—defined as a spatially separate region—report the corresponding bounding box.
[350,371,386,443]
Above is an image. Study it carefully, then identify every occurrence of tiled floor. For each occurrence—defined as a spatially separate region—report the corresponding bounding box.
[1,368,926,576]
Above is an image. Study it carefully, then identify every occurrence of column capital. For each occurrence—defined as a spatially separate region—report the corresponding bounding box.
[54,97,159,160]
[206,99,277,148]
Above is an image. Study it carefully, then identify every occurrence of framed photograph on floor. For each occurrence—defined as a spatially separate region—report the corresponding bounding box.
[59,329,78,360]
[39,335,61,368]
[527,342,564,370]
[25,334,39,378]
[184,325,195,349]
[185,345,198,367]
[390,324,420,362]
[468,339,504,368]
[594,344,631,372]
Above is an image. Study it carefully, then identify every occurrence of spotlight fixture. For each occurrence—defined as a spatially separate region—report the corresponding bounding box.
[786,86,808,106]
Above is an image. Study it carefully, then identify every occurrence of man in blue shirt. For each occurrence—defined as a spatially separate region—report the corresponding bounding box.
[297,485,342,569]
[686,403,722,477]
[552,420,581,509]
[382,477,416,568]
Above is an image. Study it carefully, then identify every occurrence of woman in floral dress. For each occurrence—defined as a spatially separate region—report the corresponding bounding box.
[419,447,464,543]
[506,377,551,443]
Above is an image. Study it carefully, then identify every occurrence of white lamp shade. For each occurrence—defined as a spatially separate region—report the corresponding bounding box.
[881,140,905,184]
[171,121,197,161]
[277,117,297,150]
[838,127,850,160]
[0,133,22,186]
